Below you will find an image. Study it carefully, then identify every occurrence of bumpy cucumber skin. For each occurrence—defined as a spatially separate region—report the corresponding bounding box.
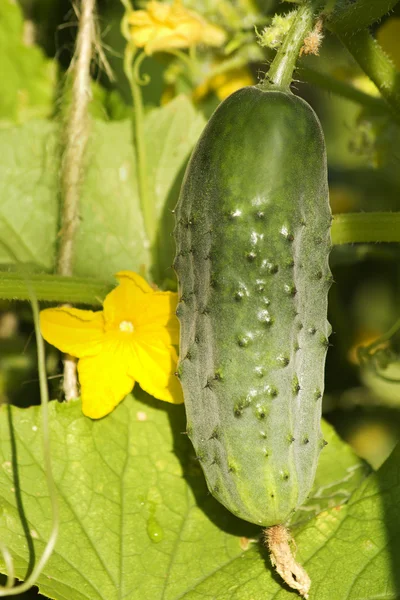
[174,86,332,527]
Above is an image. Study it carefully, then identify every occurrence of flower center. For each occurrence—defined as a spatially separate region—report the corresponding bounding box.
[119,320,134,333]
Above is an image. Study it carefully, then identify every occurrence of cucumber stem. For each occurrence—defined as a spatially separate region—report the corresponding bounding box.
[265,525,311,598]
[331,212,400,245]
[263,1,323,90]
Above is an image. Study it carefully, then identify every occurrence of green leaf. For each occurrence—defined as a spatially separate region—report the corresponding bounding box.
[0,0,56,124]
[286,443,400,600]
[290,419,371,526]
[0,121,58,270]
[144,96,205,283]
[0,392,386,600]
[0,119,149,279]
[0,97,205,283]
[72,119,149,281]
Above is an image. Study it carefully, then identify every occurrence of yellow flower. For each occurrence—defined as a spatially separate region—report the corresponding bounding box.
[193,64,254,102]
[213,66,254,101]
[40,271,183,419]
[128,0,226,55]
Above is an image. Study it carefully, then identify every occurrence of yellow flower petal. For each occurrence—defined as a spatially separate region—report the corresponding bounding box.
[127,0,226,55]
[128,10,153,26]
[202,23,227,48]
[148,0,171,23]
[116,270,153,293]
[103,275,149,326]
[130,340,183,404]
[144,32,192,54]
[78,338,135,418]
[105,273,179,345]
[40,307,104,358]
[137,290,179,326]
[138,321,179,346]
[130,27,155,48]
[214,67,254,100]
[193,65,253,103]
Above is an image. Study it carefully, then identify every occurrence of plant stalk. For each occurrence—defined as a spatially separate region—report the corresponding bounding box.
[336,29,400,121]
[331,212,400,245]
[124,47,155,246]
[0,273,110,304]
[262,1,323,90]
[297,66,388,114]
[328,0,399,35]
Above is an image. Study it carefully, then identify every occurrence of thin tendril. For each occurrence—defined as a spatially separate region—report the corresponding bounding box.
[133,51,151,86]
[0,245,59,596]
[0,543,14,589]
[123,44,155,243]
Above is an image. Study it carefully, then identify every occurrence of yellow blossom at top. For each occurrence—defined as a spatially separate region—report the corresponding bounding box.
[128,0,226,55]
[40,271,183,419]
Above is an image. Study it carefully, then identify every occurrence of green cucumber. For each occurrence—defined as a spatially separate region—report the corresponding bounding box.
[173,85,331,527]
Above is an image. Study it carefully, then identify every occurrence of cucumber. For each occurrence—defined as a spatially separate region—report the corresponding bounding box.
[173,86,331,527]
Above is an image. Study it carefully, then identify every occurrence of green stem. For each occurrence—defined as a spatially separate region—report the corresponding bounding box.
[124,47,155,245]
[336,29,400,121]
[0,273,111,305]
[331,212,400,245]
[297,66,388,114]
[263,1,323,90]
[329,0,399,35]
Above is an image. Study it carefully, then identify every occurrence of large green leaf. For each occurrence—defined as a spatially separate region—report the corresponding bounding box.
[0,0,56,124]
[144,96,205,283]
[0,121,58,270]
[0,96,204,283]
[0,391,390,600]
[145,96,205,219]
[0,120,147,278]
[72,119,148,281]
